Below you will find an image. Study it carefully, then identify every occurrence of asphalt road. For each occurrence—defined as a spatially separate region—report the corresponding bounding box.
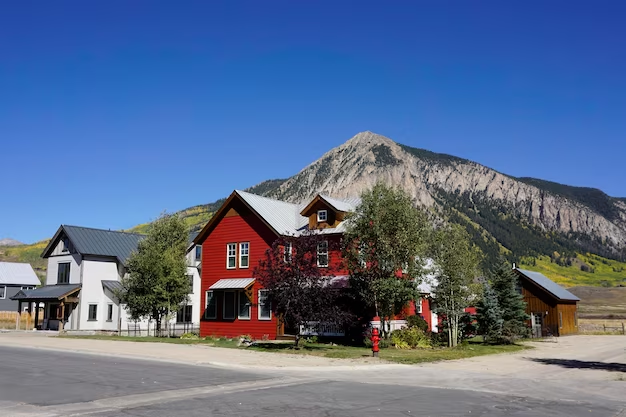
[1,346,623,417]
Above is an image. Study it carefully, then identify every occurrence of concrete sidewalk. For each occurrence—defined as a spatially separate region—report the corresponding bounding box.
[0,331,391,370]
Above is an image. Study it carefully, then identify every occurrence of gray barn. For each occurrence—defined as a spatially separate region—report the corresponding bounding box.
[0,262,40,311]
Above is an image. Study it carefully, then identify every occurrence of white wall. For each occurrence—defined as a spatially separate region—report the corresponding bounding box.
[79,257,120,331]
[46,253,82,285]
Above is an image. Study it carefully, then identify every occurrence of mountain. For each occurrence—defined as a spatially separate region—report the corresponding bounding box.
[3,131,625,287]
[0,238,24,247]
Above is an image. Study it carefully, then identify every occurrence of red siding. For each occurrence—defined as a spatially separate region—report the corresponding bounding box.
[200,201,279,339]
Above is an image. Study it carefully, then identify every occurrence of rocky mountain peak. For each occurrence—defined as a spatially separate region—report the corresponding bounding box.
[0,238,24,247]
[266,131,626,260]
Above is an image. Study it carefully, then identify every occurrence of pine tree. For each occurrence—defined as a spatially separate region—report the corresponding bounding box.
[490,259,529,342]
[476,280,503,344]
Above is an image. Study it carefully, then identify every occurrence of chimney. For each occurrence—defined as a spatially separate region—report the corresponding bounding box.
[512,262,516,270]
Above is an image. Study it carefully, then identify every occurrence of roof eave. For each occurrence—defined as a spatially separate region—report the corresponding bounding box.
[193,191,280,246]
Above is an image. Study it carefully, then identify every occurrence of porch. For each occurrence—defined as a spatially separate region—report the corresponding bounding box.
[10,284,81,331]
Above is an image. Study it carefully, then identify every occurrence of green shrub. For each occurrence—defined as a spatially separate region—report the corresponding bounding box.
[180,332,199,340]
[406,315,429,332]
[391,327,431,349]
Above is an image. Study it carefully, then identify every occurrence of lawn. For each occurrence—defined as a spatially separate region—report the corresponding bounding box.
[59,335,529,364]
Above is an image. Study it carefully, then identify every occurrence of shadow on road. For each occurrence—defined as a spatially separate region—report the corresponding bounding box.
[528,358,626,373]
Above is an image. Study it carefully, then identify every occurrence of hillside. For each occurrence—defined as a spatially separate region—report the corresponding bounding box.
[3,131,625,288]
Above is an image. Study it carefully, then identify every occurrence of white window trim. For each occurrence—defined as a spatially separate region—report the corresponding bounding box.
[0,285,5,299]
[258,289,272,320]
[88,304,98,321]
[226,243,237,269]
[239,242,250,269]
[21,286,34,291]
[284,242,292,263]
[317,241,329,268]
[317,209,328,222]
[416,299,423,314]
[238,291,251,320]
[205,290,217,319]
[223,291,236,320]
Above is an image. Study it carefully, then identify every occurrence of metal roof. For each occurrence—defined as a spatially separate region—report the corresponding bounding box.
[11,284,81,301]
[0,262,40,286]
[235,190,360,236]
[209,278,256,290]
[515,268,580,301]
[319,195,361,213]
[102,280,123,293]
[43,225,145,265]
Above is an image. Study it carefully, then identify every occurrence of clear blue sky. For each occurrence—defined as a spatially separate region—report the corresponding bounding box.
[1,1,625,243]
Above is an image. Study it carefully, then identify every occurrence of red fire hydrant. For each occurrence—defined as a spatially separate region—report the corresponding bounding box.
[371,316,380,358]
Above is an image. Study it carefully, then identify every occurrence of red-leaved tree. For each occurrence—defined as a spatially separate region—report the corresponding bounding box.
[254,231,352,347]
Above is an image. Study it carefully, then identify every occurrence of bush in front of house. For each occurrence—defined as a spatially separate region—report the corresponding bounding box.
[406,315,429,333]
[180,332,199,340]
[390,327,431,349]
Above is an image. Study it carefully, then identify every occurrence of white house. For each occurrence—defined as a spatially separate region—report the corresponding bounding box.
[12,225,201,335]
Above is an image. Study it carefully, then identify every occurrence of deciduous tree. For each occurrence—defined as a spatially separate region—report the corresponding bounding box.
[254,232,351,347]
[120,214,189,336]
[431,224,481,347]
[343,182,431,338]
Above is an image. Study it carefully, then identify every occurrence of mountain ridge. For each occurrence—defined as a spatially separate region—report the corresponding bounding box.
[2,131,625,288]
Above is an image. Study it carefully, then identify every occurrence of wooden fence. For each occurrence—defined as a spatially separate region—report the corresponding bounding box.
[0,311,43,330]
[578,319,626,335]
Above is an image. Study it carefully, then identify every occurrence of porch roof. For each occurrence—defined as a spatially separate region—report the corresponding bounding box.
[11,284,81,301]
[209,278,255,290]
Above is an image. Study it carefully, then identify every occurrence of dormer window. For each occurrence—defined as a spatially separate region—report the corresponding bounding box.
[317,210,328,222]
[195,245,202,261]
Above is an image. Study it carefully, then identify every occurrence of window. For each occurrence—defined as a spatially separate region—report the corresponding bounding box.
[187,275,194,293]
[176,305,193,323]
[61,237,70,253]
[239,242,250,269]
[258,290,271,320]
[223,291,235,319]
[107,304,114,322]
[21,286,34,291]
[0,286,5,299]
[195,245,202,261]
[317,241,329,267]
[205,291,217,319]
[317,209,328,222]
[238,291,251,319]
[57,262,71,284]
[416,299,423,314]
[284,242,292,263]
[559,311,563,328]
[227,243,237,269]
[88,304,98,321]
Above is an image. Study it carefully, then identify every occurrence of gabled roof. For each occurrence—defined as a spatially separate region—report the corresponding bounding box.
[194,190,361,245]
[236,190,308,235]
[0,262,40,286]
[299,194,361,217]
[11,284,81,301]
[42,225,145,265]
[515,268,580,302]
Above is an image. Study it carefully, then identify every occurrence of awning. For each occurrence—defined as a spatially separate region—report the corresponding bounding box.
[102,280,123,293]
[209,278,255,290]
[11,284,81,301]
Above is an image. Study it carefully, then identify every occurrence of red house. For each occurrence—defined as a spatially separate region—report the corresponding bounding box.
[193,190,435,340]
